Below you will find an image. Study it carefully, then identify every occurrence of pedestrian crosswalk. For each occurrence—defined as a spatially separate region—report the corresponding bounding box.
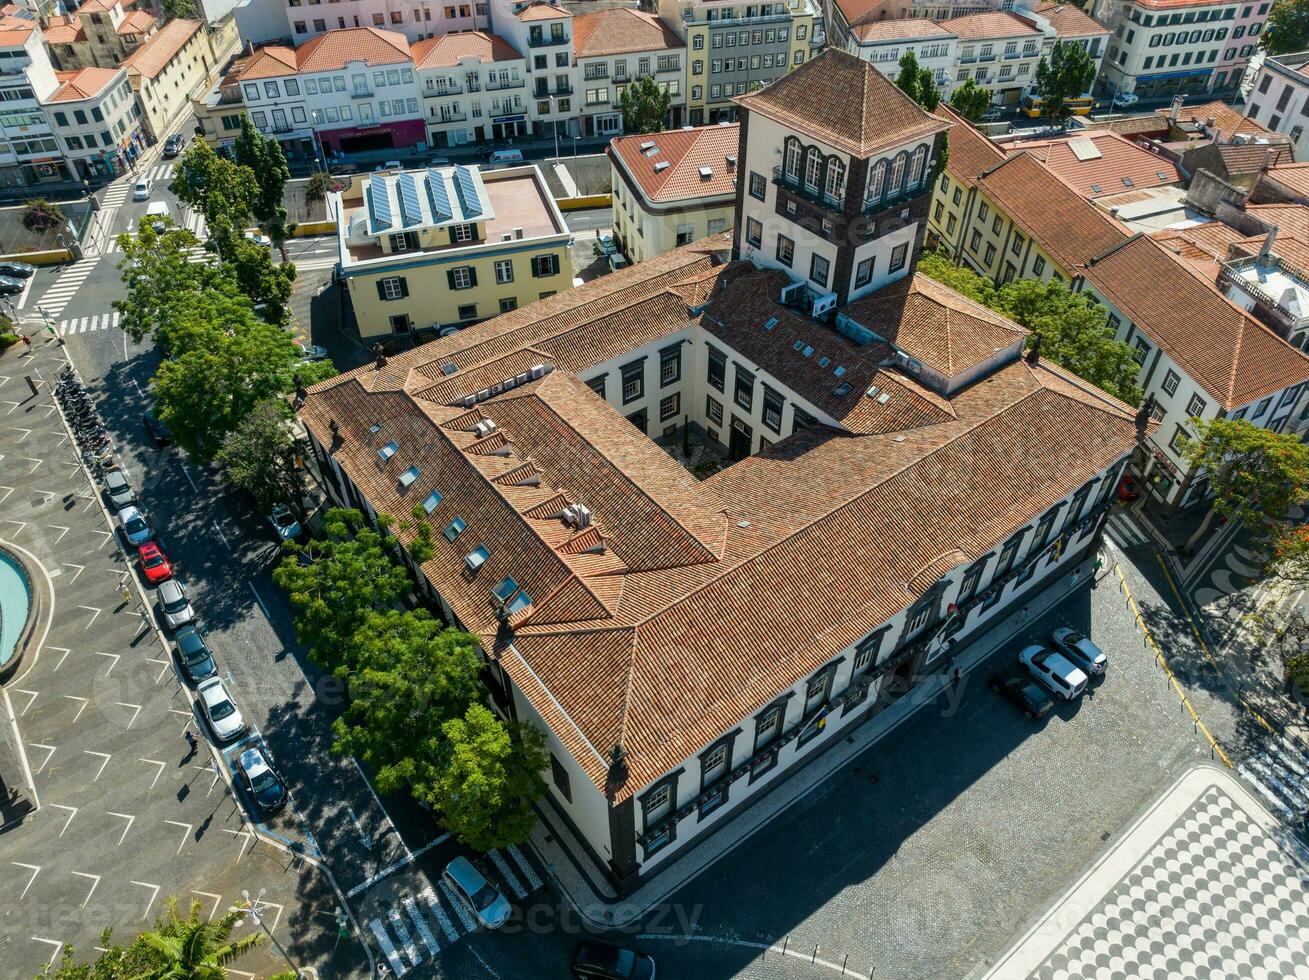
[1239,735,1309,823]
[34,257,98,320]
[143,162,174,184]
[100,179,130,210]
[366,845,544,976]
[1104,510,1150,551]
[99,208,208,256]
[56,311,120,335]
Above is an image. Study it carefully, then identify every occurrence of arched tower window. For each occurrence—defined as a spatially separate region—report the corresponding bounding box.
[908,144,927,186]
[824,157,846,202]
[783,137,801,180]
[865,159,886,204]
[888,152,906,195]
[803,146,823,192]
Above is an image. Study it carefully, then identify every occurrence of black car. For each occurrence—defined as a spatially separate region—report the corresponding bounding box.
[142,408,172,446]
[988,668,1054,720]
[174,625,217,683]
[0,275,24,295]
[162,133,186,158]
[233,746,288,814]
[0,260,35,278]
[572,941,656,980]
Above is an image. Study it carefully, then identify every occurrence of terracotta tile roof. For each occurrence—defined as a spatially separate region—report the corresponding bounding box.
[1258,162,1309,203]
[1149,221,1246,278]
[76,0,120,12]
[735,48,950,159]
[412,30,520,68]
[296,26,410,73]
[833,0,911,27]
[121,18,200,79]
[1159,99,1273,137]
[1245,203,1309,241]
[1030,2,1107,36]
[937,105,1006,189]
[116,9,155,34]
[572,8,682,58]
[1082,234,1309,408]
[40,16,84,44]
[841,272,1028,377]
[851,17,956,42]
[608,124,739,204]
[517,0,570,21]
[1212,141,1292,176]
[976,151,1130,272]
[939,11,1041,39]
[299,238,1140,800]
[0,25,33,46]
[228,45,298,81]
[1014,130,1183,199]
[48,66,122,102]
[1134,0,1233,9]
[1097,114,1168,137]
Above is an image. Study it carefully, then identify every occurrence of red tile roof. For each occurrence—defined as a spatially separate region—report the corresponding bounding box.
[41,15,84,44]
[1149,222,1247,278]
[940,11,1041,39]
[228,45,298,81]
[121,18,201,79]
[517,0,569,21]
[1258,162,1309,203]
[412,30,520,68]
[1245,203,1309,241]
[851,17,955,42]
[735,48,950,158]
[48,66,122,102]
[572,8,682,58]
[116,9,156,34]
[608,124,739,204]
[937,105,1007,189]
[1030,2,1108,37]
[296,26,410,73]
[1082,234,1309,408]
[0,24,33,46]
[1014,130,1183,199]
[1159,99,1273,137]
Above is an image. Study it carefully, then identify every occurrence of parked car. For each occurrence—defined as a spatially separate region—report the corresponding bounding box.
[103,467,134,509]
[1112,91,1140,108]
[157,577,196,630]
[162,133,186,157]
[980,106,1004,122]
[572,941,656,980]
[295,341,329,362]
[197,676,246,742]
[987,668,1054,720]
[0,260,35,278]
[442,856,511,930]
[595,234,617,256]
[374,160,403,171]
[0,275,25,296]
[174,624,217,683]
[1118,473,1141,501]
[487,148,523,164]
[268,504,301,541]
[1050,627,1108,676]
[138,541,172,583]
[117,504,152,547]
[1018,644,1087,701]
[233,745,288,814]
[132,177,151,201]
[142,408,172,446]
[607,253,629,273]
[243,229,272,248]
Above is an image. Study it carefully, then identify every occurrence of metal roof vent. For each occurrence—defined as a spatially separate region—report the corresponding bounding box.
[699,165,713,179]
[562,503,592,528]
[654,160,671,173]
[530,363,548,378]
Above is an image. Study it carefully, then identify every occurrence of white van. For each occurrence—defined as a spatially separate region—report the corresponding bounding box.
[145,201,171,232]
[487,148,524,164]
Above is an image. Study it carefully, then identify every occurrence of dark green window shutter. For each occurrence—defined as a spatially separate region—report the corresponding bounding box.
[467,266,477,288]
[449,227,460,245]
[376,280,387,300]
[398,277,408,298]
[446,269,456,289]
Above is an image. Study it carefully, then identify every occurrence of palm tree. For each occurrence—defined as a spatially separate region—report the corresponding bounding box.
[134,897,264,979]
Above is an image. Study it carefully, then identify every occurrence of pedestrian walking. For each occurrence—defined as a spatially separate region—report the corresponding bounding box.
[1020,605,1030,624]
[952,666,962,688]
[20,333,31,350]
[184,730,197,751]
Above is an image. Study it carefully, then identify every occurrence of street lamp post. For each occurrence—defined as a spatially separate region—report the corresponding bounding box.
[241,889,302,978]
[551,95,560,159]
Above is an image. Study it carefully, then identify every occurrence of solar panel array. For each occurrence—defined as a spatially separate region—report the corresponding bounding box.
[453,164,483,217]
[368,179,392,231]
[397,172,422,228]
[426,168,453,222]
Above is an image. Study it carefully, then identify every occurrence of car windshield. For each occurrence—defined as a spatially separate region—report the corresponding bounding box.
[1064,631,1086,645]
[181,639,209,664]
[163,591,187,613]
[582,947,634,973]
[471,884,501,912]
[144,552,164,568]
[250,770,281,796]
[209,698,234,720]
[125,516,147,534]
[273,512,295,528]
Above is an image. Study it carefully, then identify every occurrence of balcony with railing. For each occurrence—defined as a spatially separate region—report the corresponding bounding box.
[350,86,373,99]
[528,32,570,47]
[423,80,463,97]
[861,179,927,217]
[772,166,844,213]
[435,111,468,123]
[486,77,525,90]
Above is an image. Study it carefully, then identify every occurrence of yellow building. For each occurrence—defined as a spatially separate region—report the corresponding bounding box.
[336,163,573,340]
[120,18,215,141]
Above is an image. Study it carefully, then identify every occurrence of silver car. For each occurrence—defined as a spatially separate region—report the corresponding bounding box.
[1018,644,1087,701]
[1050,627,1108,676]
[117,504,152,547]
[103,468,134,509]
[157,578,195,630]
[443,856,511,930]
[197,676,246,742]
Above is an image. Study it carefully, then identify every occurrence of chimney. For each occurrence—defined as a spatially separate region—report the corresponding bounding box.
[1264,147,1276,171]
[1025,335,1041,364]
[1212,126,1222,146]
[1169,96,1183,125]
[1260,225,1279,261]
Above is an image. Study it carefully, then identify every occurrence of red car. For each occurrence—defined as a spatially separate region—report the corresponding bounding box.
[1117,473,1141,502]
[139,542,173,583]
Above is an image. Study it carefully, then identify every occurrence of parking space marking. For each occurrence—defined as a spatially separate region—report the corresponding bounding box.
[62,694,89,723]
[115,701,142,730]
[222,827,254,860]
[130,880,160,918]
[28,742,56,773]
[106,811,135,845]
[71,871,101,908]
[252,898,284,932]
[47,524,70,544]
[438,879,478,933]
[83,750,111,782]
[403,896,439,956]
[49,803,77,837]
[49,646,71,672]
[488,849,526,899]
[12,862,41,900]
[191,889,223,921]
[146,656,171,684]
[169,707,195,733]
[212,521,230,550]
[63,563,84,584]
[508,844,543,892]
[79,607,104,631]
[93,651,118,674]
[420,886,459,943]
[194,762,223,796]
[13,688,38,715]
[29,937,64,970]
[369,919,406,977]
[248,582,270,616]
[138,758,166,791]
[164,819,193,855]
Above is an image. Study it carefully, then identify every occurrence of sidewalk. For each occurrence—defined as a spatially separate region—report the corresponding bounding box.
[531,552,1108,928]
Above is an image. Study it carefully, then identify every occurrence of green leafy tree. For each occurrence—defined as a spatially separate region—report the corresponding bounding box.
[37,928,153,979]
[1182,417,1309,550]
[992,278,1142,404]
[916,250,998,307]
[619,76,672,135]
[1034,39,1097,129]
[423,704,548,852]
[305,171,336,202]
[113,222,222,346]
[331,611,483,790]
[1263,0,1309,54]
[160,0,198,17]
[896,51,941,112]
[234,115,297,260]
[274,508,411,672]
[136,897,264,979]
[170,140,256,242]
[1271,524,1309,587]
[948,78,994,121]
[223,232,297,326]
[216,397,303,513]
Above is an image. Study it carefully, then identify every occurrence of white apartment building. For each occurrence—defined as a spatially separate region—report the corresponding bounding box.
[43,65,145,180]
[940,11,1046,106]
[0,23,67,188]
[413,31,528,147]
[574,7,685,138]
[1243,52,1309,159]
[1091,0,1247,101]
[233,0,488,45]
[843,18,957,94]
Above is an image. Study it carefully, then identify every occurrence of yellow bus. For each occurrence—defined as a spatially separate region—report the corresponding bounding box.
[1021,95,1094,118]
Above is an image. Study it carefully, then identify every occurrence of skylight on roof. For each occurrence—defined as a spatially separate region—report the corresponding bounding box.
[440,362,458,375]
[378,440,399,461]
[1156,171,1170,180]
[444,516,466,541]
[493,575,519,603]
[369,422,382,434]
[833,382,852,397]
[865,385,880,399]
[639,140,657,154]
[465,545,490,571]
[802,346,814,358]
[427,168,453,221]
[763,317,777,330]
[1090,183,1101,194]
[793,339,805,351]
[1122,176,1135,187]
[833,365,846,378]
[653,160,671,173]
[505,590,533,615]
[399,465,420,487]
[877,391,891,405]
[818,356,831,368]
[1068,137,1102,162]
[453,164,483,217]
[423,490,442,513]
[699,165,713,179]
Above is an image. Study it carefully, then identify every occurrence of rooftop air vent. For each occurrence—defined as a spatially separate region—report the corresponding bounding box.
[699,165,713,179]
[779,281,808,305]
[473,419,498,438]
[654,160,671,173]
[894,351,911,368]
[811,292,838,317]
[530,363,548,379]
[726,154,737,170]
[563,503,592,528]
